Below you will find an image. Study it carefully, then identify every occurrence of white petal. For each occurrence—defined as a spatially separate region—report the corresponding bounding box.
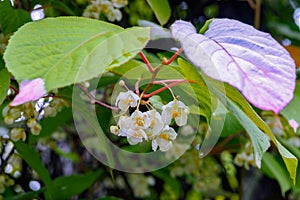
[157,138,172,152]
[162,106,172,125]
[152,139,158,151]
[162,126,177,140]
[175,110,188,126]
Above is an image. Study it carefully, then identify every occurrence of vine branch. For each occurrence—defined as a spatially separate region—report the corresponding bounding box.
[76,83,118,111]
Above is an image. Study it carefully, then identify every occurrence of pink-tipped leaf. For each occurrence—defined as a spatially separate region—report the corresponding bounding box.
[10,78,46,106]
[171,19,296,114]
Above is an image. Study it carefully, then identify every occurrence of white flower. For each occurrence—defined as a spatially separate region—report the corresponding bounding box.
[152,126,177,152]
[107,8,122,21]
[117,115,132,136]
[30,4,45,21]
[111,0,128,8]
[130,110,150,130]
[115,90,139,111]
[162,99,189,126]
[117,112,148,145]
[127,174,154,198]
[100,0,113,14]
[145,110,164,138]
[126,128,147,145]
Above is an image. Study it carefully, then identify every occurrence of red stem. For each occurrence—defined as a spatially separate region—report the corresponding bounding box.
[9,85,19,94]
[153,79,188,84]
[142,79,195,98]
[15,0,22,8]
[135,79,141,95]
[162,47,183,65]
[139,52,154,73]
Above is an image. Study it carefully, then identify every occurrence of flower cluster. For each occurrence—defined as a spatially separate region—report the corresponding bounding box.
[2,96,68,142]
[127,174,155,198]
[234,142,255,169]
[110,90,189,152]
[82,0,128,21]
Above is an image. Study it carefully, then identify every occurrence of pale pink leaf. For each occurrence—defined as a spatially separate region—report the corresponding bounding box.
[10,78,46,106]
[171,19,296,114]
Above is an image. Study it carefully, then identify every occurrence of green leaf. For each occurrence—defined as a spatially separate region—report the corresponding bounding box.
[177,58,213,120]
[199,18,213,34]
[281,83,300,128]
[0,0,31,35]
[220,112,244,138]
[72,93,115,169]
[206,80,270,168]
[14,141,52,184]
[50,170,103,199]
[5,188,45,200]
[0,61,10,105]
[14,141,53,197]
[146,0,171,25]
[149,95,164,111]
[207,75,298,183]
[261,152,292,195]
[50,1,76,15]
[152,170,182,198]
[53,146,80,162]
[108,59,148,77]
[4,17,150,92]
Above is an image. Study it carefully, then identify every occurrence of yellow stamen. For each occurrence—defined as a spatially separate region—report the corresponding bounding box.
[159,133,169,140]
[150,119,156,127]
[171,110,181,118]
[135,117,145,127]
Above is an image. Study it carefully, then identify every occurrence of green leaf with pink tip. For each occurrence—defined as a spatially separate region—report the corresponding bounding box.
[171,19,296,114]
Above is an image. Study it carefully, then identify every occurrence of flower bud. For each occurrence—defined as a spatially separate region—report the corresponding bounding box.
[110,125,119,135]
[9,108,21,120]
[31,124,42,135]
[4,116,14,125]
[2,106,9,117]
[23,102,36,118]
[10,128,26,142]
[118,80,125,86]
[44,106,57,118]
[27,118,37,128]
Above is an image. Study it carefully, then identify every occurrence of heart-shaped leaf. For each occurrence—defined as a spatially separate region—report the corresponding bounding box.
[4,17,150,93]
[171,19,296,114]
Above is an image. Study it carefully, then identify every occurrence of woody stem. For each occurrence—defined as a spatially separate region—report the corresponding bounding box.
[76,83,118,111]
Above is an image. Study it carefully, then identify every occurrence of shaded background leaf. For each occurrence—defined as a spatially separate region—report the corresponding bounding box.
[146,0,171,25]
[0,0,31,35]
[0,56,10,105]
